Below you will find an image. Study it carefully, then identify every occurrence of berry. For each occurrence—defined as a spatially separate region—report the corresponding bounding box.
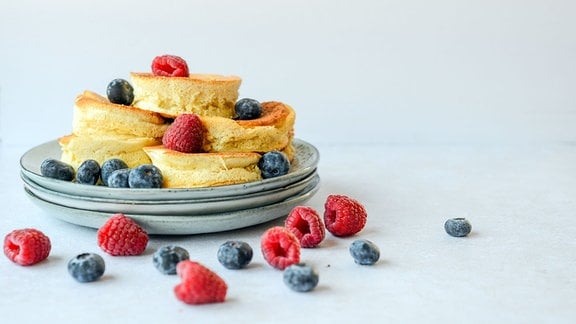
[349,239,380,265]
[258,151,290,179]
[106,78,134,105]
[217,240,253,270]
[285,206,325,248]
[151,54,189,77]
[128,164,163,188]
[444,218,472,237]
[68,253,106,282]
[235,98,262,120]
[3,228,51,266]
[162,114,204,153]
[107,168,131,188]
[97,213,148,256]
[40,158,75,181]
[101,158,129,186]
[174,261,227,305]
[153,245,190,275]
[283,263,319,292]
[324,195,367,237]
[76,159,101,185]
[260,226,300,270]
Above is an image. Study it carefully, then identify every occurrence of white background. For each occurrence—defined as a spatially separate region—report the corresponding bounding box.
[1,1,576,323]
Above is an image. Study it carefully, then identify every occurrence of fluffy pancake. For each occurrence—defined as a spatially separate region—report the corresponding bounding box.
[130,72,241,118]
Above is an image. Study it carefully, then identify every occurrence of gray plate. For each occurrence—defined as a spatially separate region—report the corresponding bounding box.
[24,180,320,235]
[20,138,319,200]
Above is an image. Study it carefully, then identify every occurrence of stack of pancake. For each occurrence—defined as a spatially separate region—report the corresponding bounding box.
[59,72,296,188]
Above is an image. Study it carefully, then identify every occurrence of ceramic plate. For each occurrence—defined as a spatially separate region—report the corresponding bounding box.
[20,138,319,200]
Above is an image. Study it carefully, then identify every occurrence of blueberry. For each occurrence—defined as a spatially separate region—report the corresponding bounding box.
[40,159,75,181]
[106,78,134,105]
[68,253,105,283]
[235,98,262,120]
[152,245,190,275]
[217,240,253,269]
[76,159,101,185]
[101,158,129,186]
[349,239,380,265]
[258,151,290,179]
[444,218,472,237]
[128,164,163,188]
[283,263,319,292]
[107,168,131,188]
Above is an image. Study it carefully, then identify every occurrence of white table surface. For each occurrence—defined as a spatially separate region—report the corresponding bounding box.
[1,1,576,323]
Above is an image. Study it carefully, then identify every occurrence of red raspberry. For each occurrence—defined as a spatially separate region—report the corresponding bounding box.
[162,114,205,153]
[3,228,51,266]
[260,226,300,270]
[174,261,227,305]
[151,54,189,77]
[324,195,367,237]
[97,213,148,256]
[285,206,325,248]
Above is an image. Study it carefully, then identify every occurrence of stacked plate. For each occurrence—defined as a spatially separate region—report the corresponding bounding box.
[20,138,320,235]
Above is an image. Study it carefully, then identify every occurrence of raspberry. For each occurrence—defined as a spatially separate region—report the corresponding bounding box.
[3,228,51,266]
[162,114,205,153]
[151,54,189,77]
[97,213,148,256]
[285,206,325,248]
[260,226,301,270]
[174,261,227,305]
[323,194,367,237]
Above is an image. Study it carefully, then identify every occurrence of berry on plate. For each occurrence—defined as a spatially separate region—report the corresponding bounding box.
[128,164,163,188]
[76,159,101,185]
[174,260,227,305]
[285,206,325,248]
[152,54,189,77]
[3,228,51,266]
[260,226,301,270]
[68,253,106,282]
[40,159,75,181]
[235,98,262,120]
[258,151,290,179]
[106,78,134,106]
[324,194,367,237]
[349,239,380,265]
[107,168,131,188]
[283,263,319,292]
[97,213,148,256]
[444,218,472,237]
[153,245,190,275]
[162,113,205,153]
[101,158,129,186]
[217,240,253,270]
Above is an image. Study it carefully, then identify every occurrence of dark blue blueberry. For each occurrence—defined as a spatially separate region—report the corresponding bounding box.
[76,159,101,185]
[283,263,319,292]
[349,239,380,265]
[258,151,290,179]
[444,218,472,237]
[40,159,75,181]
[107,168,131,188]
[152,245,190,275]
[101,158,129,186]
[217,240,253,269]
[128,164,163,188]
[106,78,134,106]
[68,253,105,283]
[235,98,262,120]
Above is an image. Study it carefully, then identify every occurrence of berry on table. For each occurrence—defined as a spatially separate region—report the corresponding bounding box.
[323,194,367,237]
[283,263,319,292]
[106,78,134,106]
[3,228,51,266]
[285,206,325,248]
[444,218,472,237]
[40,159,75,181]
[97,213,148,256]
[260,226,301,270]
[152,54,189,77]
[76,159,101,185]
[101,158,129,186]
[162,113,205,153]
[349,239,380,265]
[68,253,106,282]
[217,240,253,270]
[153,245,190,275]
[128,164,163,188]
[235,98,262,120]
[107,168,131,188]
[258,151,290,179]
[174,261,227,305]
